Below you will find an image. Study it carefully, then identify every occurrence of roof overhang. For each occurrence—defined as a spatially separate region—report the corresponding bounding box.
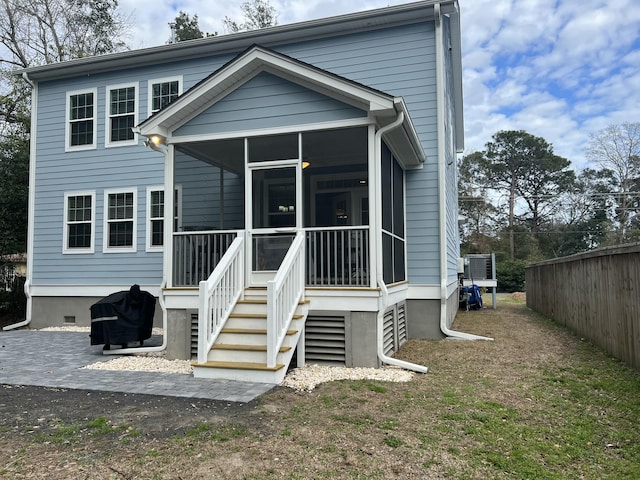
[136,45,425,167]
[17,1,458,83]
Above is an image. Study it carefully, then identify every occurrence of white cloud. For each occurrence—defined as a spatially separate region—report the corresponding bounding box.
[116,0,640,171]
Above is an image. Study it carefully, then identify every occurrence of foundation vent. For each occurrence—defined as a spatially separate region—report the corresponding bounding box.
[304,315,346,365]
[191,313,198,358]
[383,308,395,356]
[398,302,407,347]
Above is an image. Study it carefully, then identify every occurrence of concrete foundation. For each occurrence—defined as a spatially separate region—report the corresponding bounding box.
[165,309,193,360]
[30,296,163,329]
[347,311,379,368]
[406,289,459,340]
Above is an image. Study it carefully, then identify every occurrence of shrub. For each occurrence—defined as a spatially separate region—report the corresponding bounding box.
[496,260,526,292]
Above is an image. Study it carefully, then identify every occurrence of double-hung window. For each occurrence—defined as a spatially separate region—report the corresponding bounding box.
[66,89,97,151]
[148,77,182,116]
[64,191,95,253]
[104,189,137,252]
[146,186,182,251]
[106,83,138,147]
[146,187,164,251]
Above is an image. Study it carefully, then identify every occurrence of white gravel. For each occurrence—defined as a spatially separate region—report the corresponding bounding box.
[282,364,414,392]
[39,327,415,390]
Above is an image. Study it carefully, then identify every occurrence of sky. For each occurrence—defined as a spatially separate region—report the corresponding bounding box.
[118,0,640,171]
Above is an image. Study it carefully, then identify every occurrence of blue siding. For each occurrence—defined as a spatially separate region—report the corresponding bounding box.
[32,20,443,288]
[173,72,366,137]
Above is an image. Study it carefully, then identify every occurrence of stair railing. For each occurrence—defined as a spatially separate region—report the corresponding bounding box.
[197,235,244,364]
[266,231,305,368]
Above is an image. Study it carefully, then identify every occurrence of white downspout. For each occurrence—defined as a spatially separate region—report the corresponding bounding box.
[4,72,36,331]
[375,111,429,374]
[434,3,492,341]
[102,132,169,354]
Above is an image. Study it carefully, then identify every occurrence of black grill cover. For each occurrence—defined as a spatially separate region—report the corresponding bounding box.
[90,284,156,347]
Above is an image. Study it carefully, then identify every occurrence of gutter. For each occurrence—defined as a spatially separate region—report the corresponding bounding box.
[4,72,36,331]
[375,110,429,374]
[434,3,492,341]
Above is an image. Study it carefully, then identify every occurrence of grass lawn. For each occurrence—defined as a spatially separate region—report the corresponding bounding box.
[2,297,639,479]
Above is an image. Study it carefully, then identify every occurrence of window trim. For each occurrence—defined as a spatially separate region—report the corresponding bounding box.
[105,82,139,148]
[147,76,183,117]
[65,88,97,152]
[103,188,137,253]
[63,190,96,254]
[145,185,182,251]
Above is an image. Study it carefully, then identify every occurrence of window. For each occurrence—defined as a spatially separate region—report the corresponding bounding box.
[147,187,164,251]
[104,189,137,252]
[64,191,95,253]
[106,83,138,147]
[148,77,182,116]
[146,186,182,251]
[66,89,97,151]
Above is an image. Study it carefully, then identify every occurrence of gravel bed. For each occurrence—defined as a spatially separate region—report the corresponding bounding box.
[38,327,415,390]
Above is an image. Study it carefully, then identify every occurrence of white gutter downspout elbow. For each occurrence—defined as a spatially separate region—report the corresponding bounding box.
[4,72,36,331]
[375,110,429,374]
[103,133,169,354]
[434,3,492,342]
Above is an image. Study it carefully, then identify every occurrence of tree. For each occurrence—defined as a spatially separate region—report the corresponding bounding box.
[458,151,499,254]
[168,11,214,43]
[223,0,278,33]
[0,0,130,256]
[586,122,640,244]
[479,130,572,260]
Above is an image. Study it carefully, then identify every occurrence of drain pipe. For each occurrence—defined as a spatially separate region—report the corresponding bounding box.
[103,130,170,354]
[2,279,32,331]
[434,3,492,341]
[4,72,37,331]
[374,110,429,374]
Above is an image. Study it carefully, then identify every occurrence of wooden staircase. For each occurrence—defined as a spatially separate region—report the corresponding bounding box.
[192,289,309,384]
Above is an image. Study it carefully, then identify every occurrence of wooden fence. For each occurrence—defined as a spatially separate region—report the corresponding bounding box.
[526,243,640,371]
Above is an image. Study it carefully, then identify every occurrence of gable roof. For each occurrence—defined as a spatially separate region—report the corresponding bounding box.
[136,45,425,166]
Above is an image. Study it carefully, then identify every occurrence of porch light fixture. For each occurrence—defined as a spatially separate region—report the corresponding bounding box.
[302,161,310,169]
[143,135,163,148]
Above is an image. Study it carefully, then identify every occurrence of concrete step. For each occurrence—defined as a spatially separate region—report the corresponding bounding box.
[192,360,285,383]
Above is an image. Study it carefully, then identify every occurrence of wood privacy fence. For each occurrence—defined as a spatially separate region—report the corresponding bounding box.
[526,243,640,371]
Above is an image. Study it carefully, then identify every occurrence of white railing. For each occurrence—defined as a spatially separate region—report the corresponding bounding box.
[174,231,238,287]
[306,227,370,287]
[266,231,305,368]
[197,235,244,364]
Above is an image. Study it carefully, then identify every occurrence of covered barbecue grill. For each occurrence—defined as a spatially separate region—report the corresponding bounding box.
[90,284,156,350]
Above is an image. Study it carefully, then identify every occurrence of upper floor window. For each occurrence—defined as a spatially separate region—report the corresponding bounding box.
[63,191,95,253]
[106,83,138,147]
[148,77,182,116]
[104,188,137,252]
[66,89,97,151]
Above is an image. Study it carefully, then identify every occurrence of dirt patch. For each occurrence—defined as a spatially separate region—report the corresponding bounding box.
[1,298,638,479]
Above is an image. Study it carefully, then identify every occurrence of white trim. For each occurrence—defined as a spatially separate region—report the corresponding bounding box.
[63,190,96,254]
[146,185,164,252]
[407,284,442,300]
[105,82,139,148]
[167,117,373,145]
[30,284,162,298]
[147,75,183,117]
[65,88,97,152]
[103,187,137,253]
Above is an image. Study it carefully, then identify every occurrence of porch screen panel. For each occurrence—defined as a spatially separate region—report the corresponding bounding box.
[248,133,298,162]
[381,144,393,232]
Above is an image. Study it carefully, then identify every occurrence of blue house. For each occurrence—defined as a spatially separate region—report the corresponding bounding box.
[19,0,467,382]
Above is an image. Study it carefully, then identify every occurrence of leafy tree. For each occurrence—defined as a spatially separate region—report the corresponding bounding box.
[458,151,499,254]
[586,122,640,244]
[223,0,278,33]
[479,130,573,260]
[169,11,214,42]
